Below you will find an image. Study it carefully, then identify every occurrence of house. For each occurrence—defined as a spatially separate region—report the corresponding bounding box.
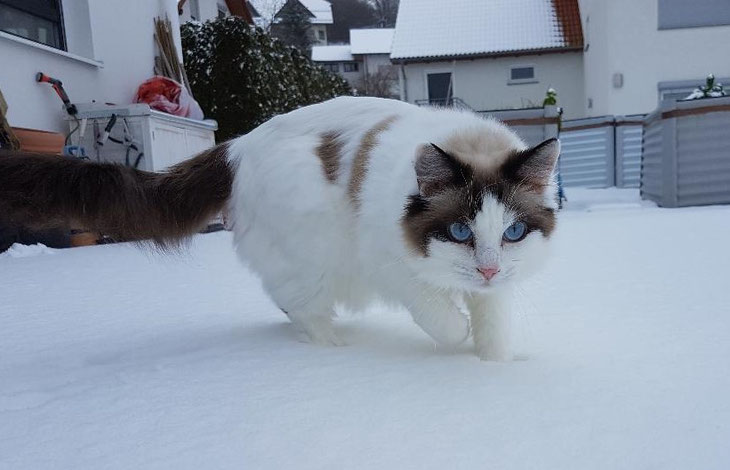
[0,0,188,134]
[248,0,333,45]
[0,0,253,135]
[350,28,395,79]
[312,45,361,84]
[311,28,398,97]
[391,0,585,117]
[392,0,730,119]
[578,0,730,117]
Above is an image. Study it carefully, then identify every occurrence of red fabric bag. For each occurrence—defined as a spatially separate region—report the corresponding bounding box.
[134,76,204,120]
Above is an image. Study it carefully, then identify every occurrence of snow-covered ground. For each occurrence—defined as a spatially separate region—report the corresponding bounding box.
[1,189,729,469]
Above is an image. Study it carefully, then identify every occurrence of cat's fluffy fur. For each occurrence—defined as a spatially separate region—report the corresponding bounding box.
[228,97,559,359]
[0,97,560,360]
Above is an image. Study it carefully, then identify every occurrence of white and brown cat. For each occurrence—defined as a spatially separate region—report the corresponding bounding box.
[0,97,560,360]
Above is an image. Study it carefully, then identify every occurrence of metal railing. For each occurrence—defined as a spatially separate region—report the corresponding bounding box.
[415,97,472,110]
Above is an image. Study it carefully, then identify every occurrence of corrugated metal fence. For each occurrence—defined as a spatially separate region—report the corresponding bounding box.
[641,96,730,207]
[560,115,644,188]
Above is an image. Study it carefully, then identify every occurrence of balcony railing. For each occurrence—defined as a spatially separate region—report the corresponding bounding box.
[415,97,472,110]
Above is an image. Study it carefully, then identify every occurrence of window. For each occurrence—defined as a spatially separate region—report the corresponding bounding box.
[658,0,730,29]
[318,29,325,40]
[343,62,359,73]
[321,63,339,73]
[0,0,65,50]
[427,72,453,105]
[509,66,536,84]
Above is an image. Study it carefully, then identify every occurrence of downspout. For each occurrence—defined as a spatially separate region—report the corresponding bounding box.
[399,62,407,102]
[448,59,456,103]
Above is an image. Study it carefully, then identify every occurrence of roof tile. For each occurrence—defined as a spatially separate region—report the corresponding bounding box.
[391,0,583,61]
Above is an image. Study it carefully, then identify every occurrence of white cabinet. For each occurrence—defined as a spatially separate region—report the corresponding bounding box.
[67,103,218,172]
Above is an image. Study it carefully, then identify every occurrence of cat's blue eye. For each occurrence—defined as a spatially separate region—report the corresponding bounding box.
[448,222,473,243]
[503,221,528,242]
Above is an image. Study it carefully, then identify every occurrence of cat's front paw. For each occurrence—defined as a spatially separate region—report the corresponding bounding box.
[474,341,513,362]
[299,323,345,347]
[290,313,345,347]
[433,313,471,346]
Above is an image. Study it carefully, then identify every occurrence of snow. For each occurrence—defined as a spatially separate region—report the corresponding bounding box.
[2,188,730,469]
[299,0,333,24]
[0,243,56,259]
[391,0,572,60]
[350,28,394,55]
[312,29,394,64]
[311,44,354,62]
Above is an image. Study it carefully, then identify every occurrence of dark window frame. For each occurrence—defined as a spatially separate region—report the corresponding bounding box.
[0,0,66,50]
[320,63,339,73]
[510,66,535,81]
[508,65,537,85]
[658,0,730,30]
[343,62,359,72]
[427,72,453,105]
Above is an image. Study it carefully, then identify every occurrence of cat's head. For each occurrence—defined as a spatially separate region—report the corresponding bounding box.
[402,128,560,293]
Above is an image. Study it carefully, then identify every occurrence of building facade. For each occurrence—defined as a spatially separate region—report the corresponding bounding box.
[248,0,332,45]
[392,0,730,119]
[0,0,184,133]
[578,0,730,117]
[312,28,398,97]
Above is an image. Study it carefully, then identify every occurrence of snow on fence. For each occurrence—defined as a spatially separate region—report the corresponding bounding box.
[559,115,644,188]
[480,106,560,148]
[641,96,730,207]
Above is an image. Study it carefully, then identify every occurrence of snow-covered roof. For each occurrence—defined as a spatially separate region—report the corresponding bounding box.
[311,45,353,62]
[350,28,394,55]
[391,0,583,61]
[248,0,333,26]
[300,0,333,24]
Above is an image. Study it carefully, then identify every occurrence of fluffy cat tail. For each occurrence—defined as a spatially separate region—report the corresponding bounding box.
[0,143,233,247]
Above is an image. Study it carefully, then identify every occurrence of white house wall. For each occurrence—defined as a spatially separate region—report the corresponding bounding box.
[400,52,585,118]
[362,54,393,76]
[579,0,730,116]
[0,0,181,134]
[311,24,328,45]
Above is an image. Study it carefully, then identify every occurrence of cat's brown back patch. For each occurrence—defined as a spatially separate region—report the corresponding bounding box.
[315,131,344,183]
[348,115,398,209]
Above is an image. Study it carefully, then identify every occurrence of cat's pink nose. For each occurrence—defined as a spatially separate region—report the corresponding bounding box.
[478,266,500,281]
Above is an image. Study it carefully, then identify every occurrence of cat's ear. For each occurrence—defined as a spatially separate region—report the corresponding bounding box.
[504,138,560,187]
[414,143,467,196]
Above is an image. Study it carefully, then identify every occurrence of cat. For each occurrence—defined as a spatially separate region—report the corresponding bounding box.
[0,97,560,360]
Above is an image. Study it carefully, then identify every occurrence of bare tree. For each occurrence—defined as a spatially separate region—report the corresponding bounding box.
[370,0,399,27]
[361,66,398,98]
[271,0,313,53]
[250,0,285,31]
[328,0,378,43]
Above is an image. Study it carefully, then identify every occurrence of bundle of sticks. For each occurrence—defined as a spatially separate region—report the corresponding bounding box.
[0,87,20,151]
[153,16,192,95]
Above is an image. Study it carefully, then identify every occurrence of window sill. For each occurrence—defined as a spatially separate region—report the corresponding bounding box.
[0,31,103,68]
[507,79,538,86]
